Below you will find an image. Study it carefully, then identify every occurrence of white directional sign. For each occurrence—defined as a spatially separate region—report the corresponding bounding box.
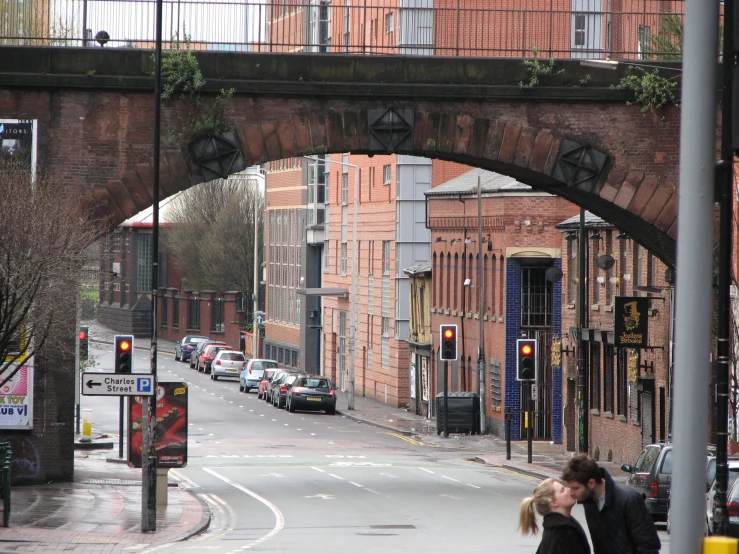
[81,372,155,396]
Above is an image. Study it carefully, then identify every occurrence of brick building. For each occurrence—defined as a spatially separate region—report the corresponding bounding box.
[426,168,579,439]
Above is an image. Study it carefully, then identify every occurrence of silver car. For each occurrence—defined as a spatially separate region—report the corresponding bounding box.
[210,350,246,381]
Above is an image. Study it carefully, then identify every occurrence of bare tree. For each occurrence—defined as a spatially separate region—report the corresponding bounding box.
[0,160,100,384]
[164,179,265,306]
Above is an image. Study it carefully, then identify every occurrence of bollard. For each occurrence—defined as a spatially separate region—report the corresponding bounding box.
[80,409,93,442]
[704,536,738,554]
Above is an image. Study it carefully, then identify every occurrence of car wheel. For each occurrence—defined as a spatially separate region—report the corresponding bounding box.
[239,382,244,392]
[212,373,218,381]
[175,352,180,361]
[326,408,336,415]
[244,387,250,393]
[288,399,296,413]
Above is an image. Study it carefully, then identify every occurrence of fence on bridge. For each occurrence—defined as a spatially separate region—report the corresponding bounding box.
[0,0,691,60]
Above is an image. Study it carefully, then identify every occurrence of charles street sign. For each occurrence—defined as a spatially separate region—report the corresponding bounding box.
[614,297,649,348]
[81,372,155,396]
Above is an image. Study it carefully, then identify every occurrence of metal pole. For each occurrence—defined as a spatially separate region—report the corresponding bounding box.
[119,397,124,459]
[443,360,449,437]
[142,0,164,531]
[348,165,358,410]
[577,207,588,454]
[713,0,734,535]
[252,173,260,359]
[671,0,718,551]
[527,383,533,464]
[75,296,81,435]
[477,178,486,434]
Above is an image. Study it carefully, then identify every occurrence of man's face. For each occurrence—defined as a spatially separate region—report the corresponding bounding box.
[566,479,594,502]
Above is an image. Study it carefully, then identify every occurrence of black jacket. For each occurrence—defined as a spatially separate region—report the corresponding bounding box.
[535,512,591,554]
[582,468,661,554]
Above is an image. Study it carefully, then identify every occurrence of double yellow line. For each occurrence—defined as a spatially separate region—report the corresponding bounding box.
[386,432,438,447]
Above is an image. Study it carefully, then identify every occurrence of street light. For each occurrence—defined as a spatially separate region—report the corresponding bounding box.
[305,156,358,410]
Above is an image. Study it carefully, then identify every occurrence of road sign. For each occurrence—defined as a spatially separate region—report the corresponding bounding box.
[81,372,155,396]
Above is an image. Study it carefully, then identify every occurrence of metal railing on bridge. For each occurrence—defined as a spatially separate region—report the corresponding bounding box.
[0,0,691,61]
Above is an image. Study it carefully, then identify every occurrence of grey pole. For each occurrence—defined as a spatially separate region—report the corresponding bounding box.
[476,178,486,434]
[577,208,588,453]
[348,165,358,410]
[671,0,718,552]
[252,172,260,359]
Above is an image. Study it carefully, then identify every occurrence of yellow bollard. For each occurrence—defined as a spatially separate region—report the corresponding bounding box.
[81,408,93,442]
[705,536,739,554]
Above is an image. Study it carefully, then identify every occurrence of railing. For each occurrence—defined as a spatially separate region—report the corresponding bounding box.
[0,0,691,60]
[0,442,11,527]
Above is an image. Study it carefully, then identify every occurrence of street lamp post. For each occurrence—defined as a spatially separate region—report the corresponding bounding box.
[306,156,358,410]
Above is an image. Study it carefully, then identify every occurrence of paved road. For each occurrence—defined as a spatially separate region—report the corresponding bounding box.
[79,342,670,554]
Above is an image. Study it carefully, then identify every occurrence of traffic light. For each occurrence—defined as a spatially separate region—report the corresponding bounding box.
[78,325,89,360]
[114,335,133,374]
[439,324,458,361]
[517,338,537,381]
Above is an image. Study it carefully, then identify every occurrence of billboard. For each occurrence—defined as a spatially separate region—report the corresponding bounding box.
[0,119,37,177]
[128,381,188,468]
[0,361,34,429]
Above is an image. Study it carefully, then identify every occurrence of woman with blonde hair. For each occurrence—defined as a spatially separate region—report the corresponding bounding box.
[519,478,591,554]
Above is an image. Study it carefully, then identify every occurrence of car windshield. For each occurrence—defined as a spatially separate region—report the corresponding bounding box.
[633,446,661,473]
[253,361,278,371]
[249,369,265,378]
[300,378,330,388]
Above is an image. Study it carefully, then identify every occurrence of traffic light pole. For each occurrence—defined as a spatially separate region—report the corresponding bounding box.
[577,208,589,454]
[443,360,449,438]
[527,382,533,464]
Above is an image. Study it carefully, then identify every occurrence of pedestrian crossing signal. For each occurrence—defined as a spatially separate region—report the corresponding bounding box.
[516,338,537,381]
[114,335,133,374]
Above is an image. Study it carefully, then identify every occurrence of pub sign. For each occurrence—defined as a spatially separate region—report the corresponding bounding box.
[614,297,649,348]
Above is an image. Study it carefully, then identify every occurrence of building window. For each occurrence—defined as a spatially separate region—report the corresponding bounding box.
[188,298,200,330]
[369,241,375,275]
[339,310,347,383]
[382,316,389,337]
[292,350,298,368]
[341,242,348,275]
[383,164,391,185]
[520,266,553,327]
[383,241,390,275]
[590,343,601,411]
[633,243,642,295]
[161,296,168,327]
[573,14,586,47]
[385,12,394,33]
[212,299,225,332]
[323,240,329,273]
[568,239,578,304]
[603,344,614,413]
[137,233,152,292]
[638,25,651,59]
[173,296,179,328]
[591,235,601,306]
[605,231,614,306]
[342,171,348,205]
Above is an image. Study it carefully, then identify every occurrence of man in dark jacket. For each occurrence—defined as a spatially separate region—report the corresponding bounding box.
[561,453,661,554]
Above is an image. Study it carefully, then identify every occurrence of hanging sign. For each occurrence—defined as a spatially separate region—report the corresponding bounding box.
[614,297,649,348]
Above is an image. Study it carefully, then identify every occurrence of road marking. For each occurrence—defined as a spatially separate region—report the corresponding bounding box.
[311,466,326,473]
[329,473,344,480]
[419,468,435,474]
[378,473,399,479]
[386,432,426,446]
[442,476,460,483]
[260,473,283,477]
[349,481,364,488]
[466,484,481,489]
[303,493,334,500]
[204,468,285,550]
[310,433,316,436]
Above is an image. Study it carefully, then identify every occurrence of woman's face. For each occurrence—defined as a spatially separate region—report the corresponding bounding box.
[552,482,577,510]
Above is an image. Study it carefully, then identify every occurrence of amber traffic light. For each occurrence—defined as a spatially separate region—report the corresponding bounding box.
[114,335,133,374]
[516,338,537,381]
[440,324,458,361]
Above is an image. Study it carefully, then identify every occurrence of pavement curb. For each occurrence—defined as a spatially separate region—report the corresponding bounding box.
[172,489,212,542]
[472,456,557,481]
[335,410,414,436]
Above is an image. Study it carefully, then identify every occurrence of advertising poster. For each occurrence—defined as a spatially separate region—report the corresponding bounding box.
[0,119,37,176]
[410,353,416,399]
[128,381,188,468]
[421,356,429,402]
[0,361,34,429]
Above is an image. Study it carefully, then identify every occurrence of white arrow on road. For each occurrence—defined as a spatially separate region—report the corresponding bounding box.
[303,493,335,500]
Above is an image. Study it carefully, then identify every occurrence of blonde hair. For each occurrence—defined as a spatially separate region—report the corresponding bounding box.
[518,478,558,536]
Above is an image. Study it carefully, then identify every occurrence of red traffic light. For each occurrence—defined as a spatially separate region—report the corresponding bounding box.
[118,340,131,352]
[78,331,87,340]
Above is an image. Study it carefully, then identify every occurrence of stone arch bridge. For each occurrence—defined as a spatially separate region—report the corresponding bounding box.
[0,46,682,265]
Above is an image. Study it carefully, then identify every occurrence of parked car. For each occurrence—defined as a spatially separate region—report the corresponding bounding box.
[240,365,264,393]
[190,340,225,369]
[211,350,247,381]
[198,344,233,373]
[271,372,300,409]
[246,359,278,374]
[257,369,280,400]
[705,458,739,535]
[264,370,288,403]
[286,375,336,415]
[174,335,208,362]
[622,442,715,521]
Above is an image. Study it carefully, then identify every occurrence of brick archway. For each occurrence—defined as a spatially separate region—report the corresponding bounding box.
[0,48,680,265]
